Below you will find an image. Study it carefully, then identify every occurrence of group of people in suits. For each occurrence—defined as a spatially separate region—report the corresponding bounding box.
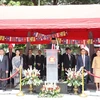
[47,38,91,92]
[0,37,100,93]
[0,47,46,91]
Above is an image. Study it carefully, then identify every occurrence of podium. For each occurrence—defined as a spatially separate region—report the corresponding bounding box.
[45,49,58,82]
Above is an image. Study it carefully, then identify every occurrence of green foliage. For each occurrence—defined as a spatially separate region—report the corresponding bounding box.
[0,0,6,5]
[2,0,34,5]
[8,0,20,6]
[60,44,80,54]
[64,0,100,4]
[39,83,61,98]
[21,68,43,86]
[1,0,100,5]
[0,44,8,52]
[14,44,25,50]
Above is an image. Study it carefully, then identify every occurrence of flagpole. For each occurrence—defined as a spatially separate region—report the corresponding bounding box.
[56,38,59,50]
[16,66,24,96]
[38,0,40,6]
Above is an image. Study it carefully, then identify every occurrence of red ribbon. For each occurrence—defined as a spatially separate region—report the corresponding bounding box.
[85,70,100,78]
[0,70,19,81]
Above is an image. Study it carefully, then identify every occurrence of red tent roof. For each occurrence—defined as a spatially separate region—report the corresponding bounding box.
[0,5,100,40]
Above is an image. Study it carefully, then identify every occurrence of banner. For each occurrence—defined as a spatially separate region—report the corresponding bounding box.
[0,33,100,44]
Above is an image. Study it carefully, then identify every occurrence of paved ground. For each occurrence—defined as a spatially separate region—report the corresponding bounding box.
[0,82,100,100]
[0,90,100,100]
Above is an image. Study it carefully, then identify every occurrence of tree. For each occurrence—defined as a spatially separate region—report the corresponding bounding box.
[0,0,100,5]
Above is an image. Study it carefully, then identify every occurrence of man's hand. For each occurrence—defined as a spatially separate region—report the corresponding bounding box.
[6,70,8,74]
[58,64,60,69]
[65,68,67,71]
[16,68,19,71]
[37,63,41,66]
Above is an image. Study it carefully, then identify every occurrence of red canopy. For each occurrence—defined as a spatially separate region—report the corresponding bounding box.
[0,18,100,39]
[0,5,100,43]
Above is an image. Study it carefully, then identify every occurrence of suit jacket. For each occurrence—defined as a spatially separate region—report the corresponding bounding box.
[47,44,58,49]
[6,52,16,70]
[26,55,34,68]
[58,53,62,66]
[77,55,90,71]
[21,54,27,69]
[36,55,44,69]
[58,53,62,71]
[0,55,8,71]
[63,53,76,69]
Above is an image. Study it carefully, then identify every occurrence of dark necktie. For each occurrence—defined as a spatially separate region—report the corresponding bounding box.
[9,53,12,59]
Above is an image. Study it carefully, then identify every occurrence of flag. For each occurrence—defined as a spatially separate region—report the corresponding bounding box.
[18,37,23,42]
[63,39,66,44]
[23,37,27,42]
[0,36,5,41]
[33,32,39,37]
[5,36,10,41]
[27,37,30,42]
[56,33,60,37]
[83,40,86,46]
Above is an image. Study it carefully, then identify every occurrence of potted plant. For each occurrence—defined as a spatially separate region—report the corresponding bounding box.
[22,67,42,93]
[39,83,61,97]
[65,68,87,94]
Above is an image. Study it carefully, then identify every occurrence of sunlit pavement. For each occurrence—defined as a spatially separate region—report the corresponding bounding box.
[0,83,100,100]
[0,90,100,100]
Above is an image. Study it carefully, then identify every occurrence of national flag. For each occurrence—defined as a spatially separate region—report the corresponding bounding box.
[66,39,68,44]
[5,36,10,41]
[18,37,23,42]
[27,37,30,42]
[83,40,86,46]
[0,36,5,41]
[33,32,39,37]
[23,37,27,42]
[63,39,66,44]
[56,33,60,37]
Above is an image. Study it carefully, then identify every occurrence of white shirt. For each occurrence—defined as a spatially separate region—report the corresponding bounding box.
[0,55,3,61]
[52,44,56,49]
[82,55,85,66]
[66,53,71,60]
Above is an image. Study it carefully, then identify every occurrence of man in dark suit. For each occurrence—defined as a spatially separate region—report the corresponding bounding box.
[77,48,90,91]
[20,49,27,70]
[43,56,46,80]
[47,38,58,49]
[6,48,16,85]
[36,50,44,79]
[58,50,62,80]
[63,47,76,79]
[0,48,8,91]
[26,49,34,69]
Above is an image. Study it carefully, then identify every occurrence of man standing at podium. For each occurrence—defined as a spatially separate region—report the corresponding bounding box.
[46,38,61,81]
[47,38,57,49]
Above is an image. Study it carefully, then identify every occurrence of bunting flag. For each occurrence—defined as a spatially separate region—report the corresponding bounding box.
[0,34,100,44]
[33,32,39,37]
[0,36,5,41]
